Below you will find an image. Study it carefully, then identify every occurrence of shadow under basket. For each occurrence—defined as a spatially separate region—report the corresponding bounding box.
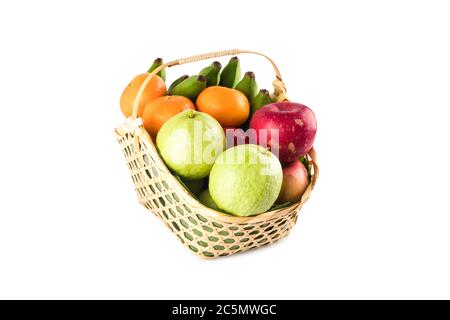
[114,49,319,259]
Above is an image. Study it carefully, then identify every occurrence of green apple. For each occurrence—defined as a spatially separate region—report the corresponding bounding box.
[209,144,283,216]
[198,189,221,211]
[156,110,225,180]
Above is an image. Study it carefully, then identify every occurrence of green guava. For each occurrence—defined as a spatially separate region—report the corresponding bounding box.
[197,189,221,211]
[156,110,225,180]
[209,144,283,216]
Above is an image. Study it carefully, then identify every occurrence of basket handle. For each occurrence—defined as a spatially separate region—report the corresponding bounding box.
[131,49,288,120]
[308,147,319,189]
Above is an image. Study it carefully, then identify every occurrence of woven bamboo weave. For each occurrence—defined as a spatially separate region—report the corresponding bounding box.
[115,49,319,258]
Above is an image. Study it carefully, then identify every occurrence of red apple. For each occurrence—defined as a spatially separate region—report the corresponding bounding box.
[249,102,317,163]
[277,160,309,203]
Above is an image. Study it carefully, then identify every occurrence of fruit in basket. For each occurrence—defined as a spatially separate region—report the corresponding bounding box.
[120,74,166,117]
[168,75,207,102]
[250,102,317,163]
[219,56,241,88]
[300,155,312,179]
[224,127,257,148]
[235,71,258,104]
[225,127,247,148]
[142,95,195,138]
[147,57,166,81]
[276,160,310,203]
[196,86,250,127]
[199,61,222,87]
[183,178,207,196]
[198,189,221,211]
[209,144,282,216]
[168,74,189,93]
[156,110,225,180]
[251,89,272,117]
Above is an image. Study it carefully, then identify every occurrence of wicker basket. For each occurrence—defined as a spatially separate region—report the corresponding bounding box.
[114,49,319,258]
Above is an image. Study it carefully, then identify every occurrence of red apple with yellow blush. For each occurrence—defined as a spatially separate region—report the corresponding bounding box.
[277,160,310,203]
[249,102,317,164]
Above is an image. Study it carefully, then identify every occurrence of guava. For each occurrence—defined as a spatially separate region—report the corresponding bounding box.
[197,189,221,211]
[156,110,225,180]
[209,144,283,216]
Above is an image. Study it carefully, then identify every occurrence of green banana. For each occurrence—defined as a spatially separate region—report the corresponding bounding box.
[219,56,241,88]
[251,89,272,116]
[199,61,222,87]
[235,71,258,104]
[168,74,189,93]
[168,75,207,102]
[300,156,312,179]
[148,57,166,81]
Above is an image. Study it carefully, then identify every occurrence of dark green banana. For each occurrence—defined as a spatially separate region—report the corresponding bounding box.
[168,74,189,93]
[235,71,258,104]
[219,56,241,88]
[199,61,222,87]
[251,89,272,116]
[300,156,312,179]
[169,75,206,102]
[148,58,166,81]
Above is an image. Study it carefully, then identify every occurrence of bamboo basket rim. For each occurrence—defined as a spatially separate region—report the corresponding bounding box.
[115,49,319,224]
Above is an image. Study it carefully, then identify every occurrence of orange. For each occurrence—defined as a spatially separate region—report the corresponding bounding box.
[142,95,195,138]
[196,86,250,127]
[120,73,166,117]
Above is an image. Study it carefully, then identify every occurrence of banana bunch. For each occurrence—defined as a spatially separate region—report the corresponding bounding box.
[163,56,272,115]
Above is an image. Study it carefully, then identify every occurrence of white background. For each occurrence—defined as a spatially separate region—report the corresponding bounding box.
[0,0,449,299]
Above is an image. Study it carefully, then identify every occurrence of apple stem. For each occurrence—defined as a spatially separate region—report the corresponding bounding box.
[188,110,195,118]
